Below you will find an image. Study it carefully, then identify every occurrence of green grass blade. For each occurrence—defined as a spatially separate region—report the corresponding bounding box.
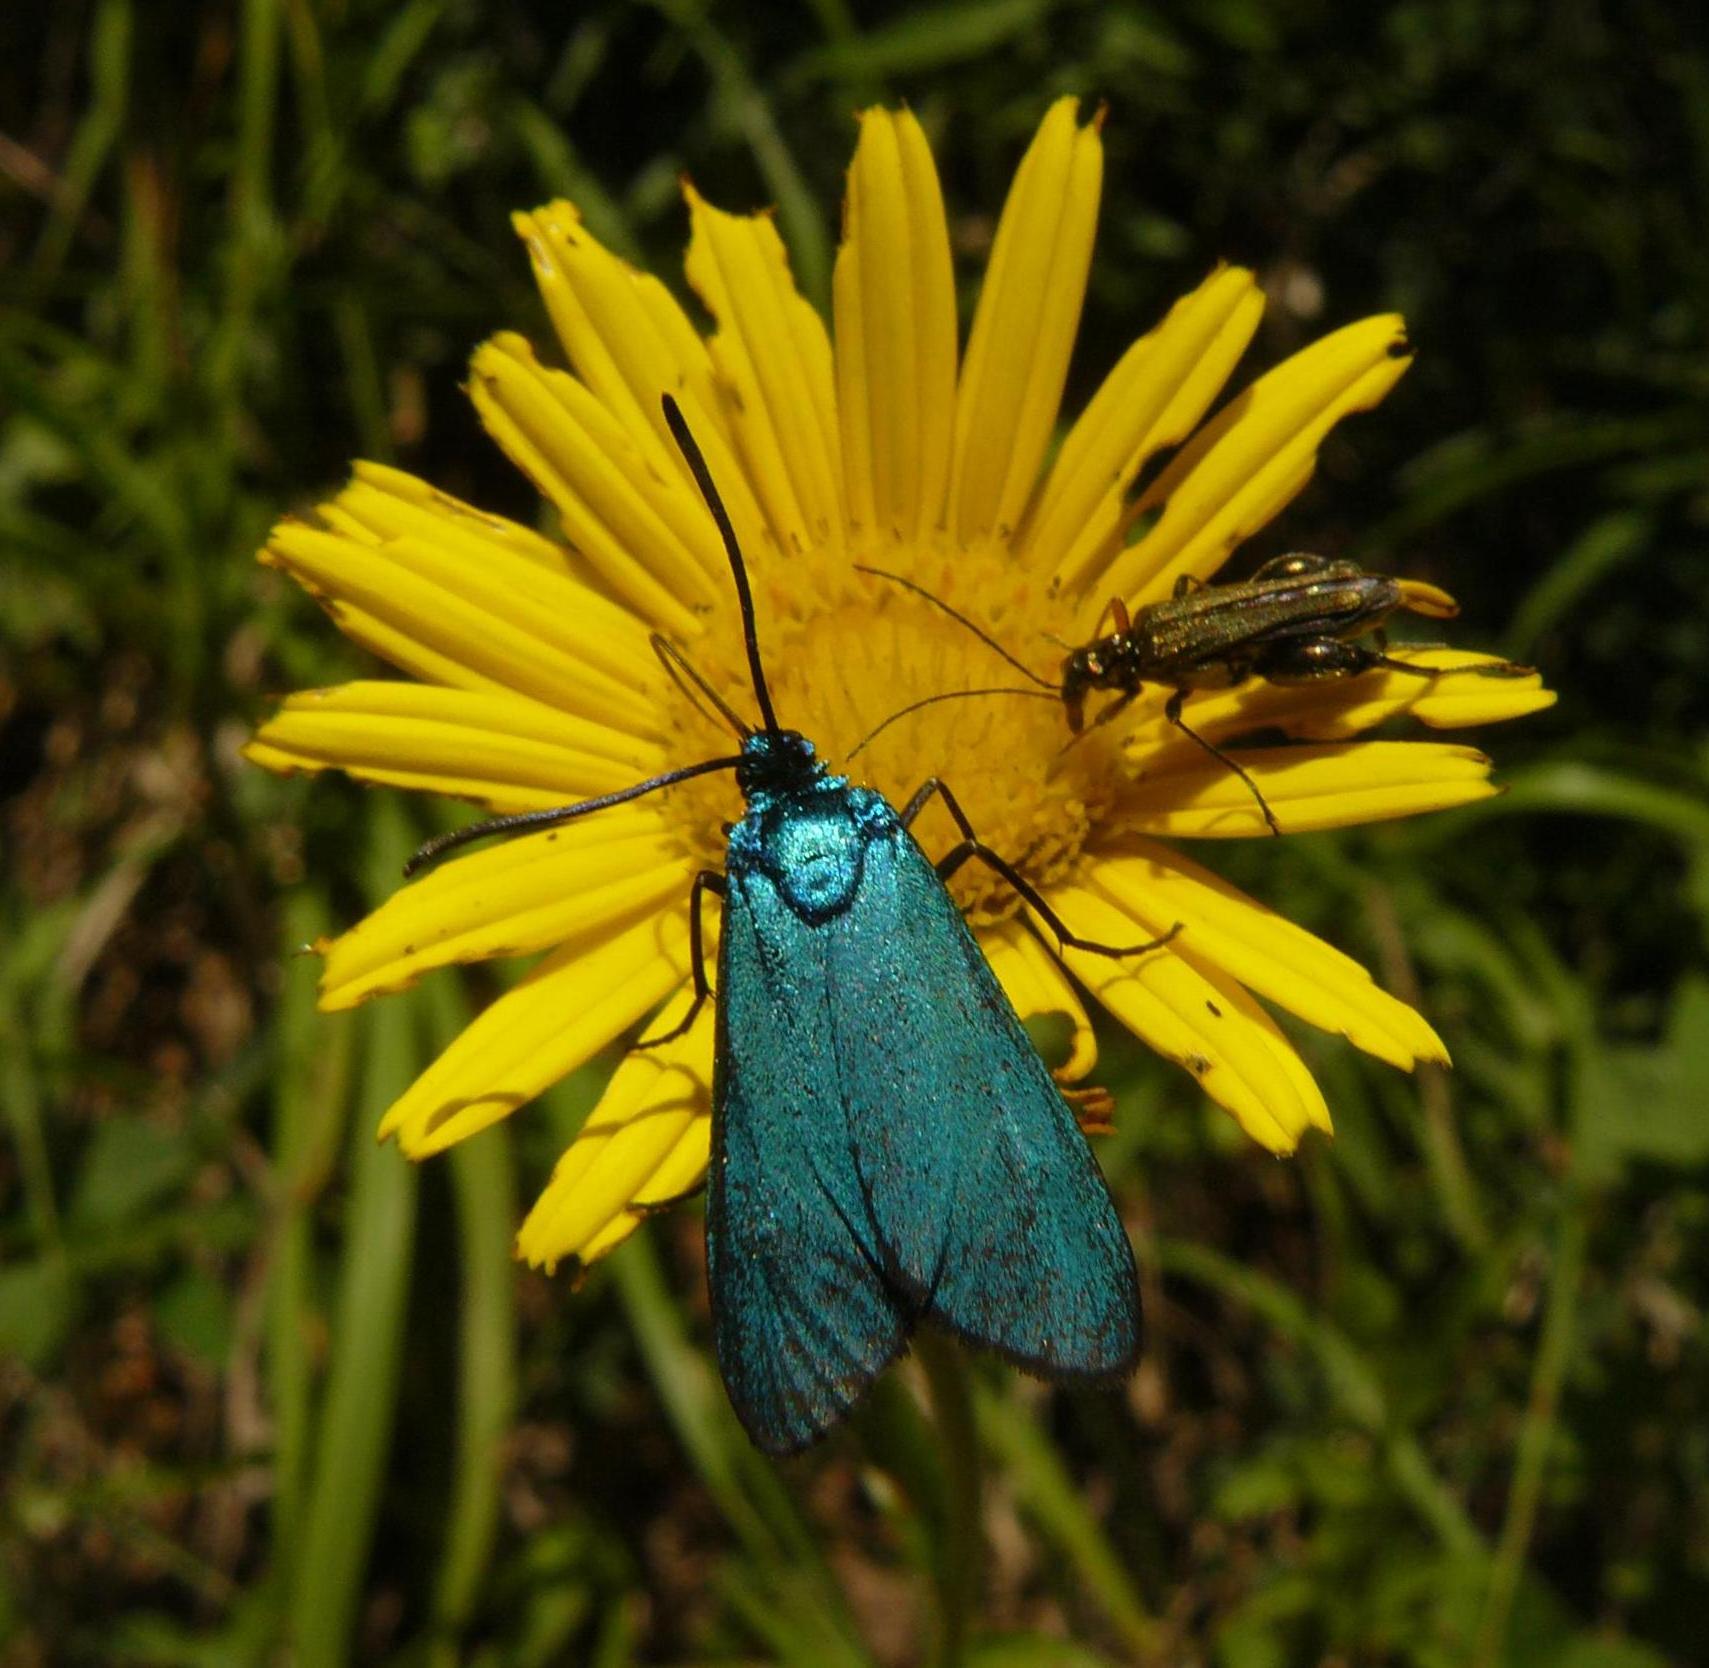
[1504,507,1654,660]
[973,1386,1159,1659]
[915,1334,982,1668]
[287,806,423,1665]
[423,978,518,1668]
[1157,1239,1486,1562]
[28,0,131,282]
[208,0,284,412]
[263,885,341,1563]
[606,1232,866,1662]
[606,1230,801,1563]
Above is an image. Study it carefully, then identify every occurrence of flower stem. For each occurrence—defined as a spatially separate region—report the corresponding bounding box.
[915,1332,982,1668]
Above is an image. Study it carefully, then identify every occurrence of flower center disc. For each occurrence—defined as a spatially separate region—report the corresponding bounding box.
[660,546,1123,925]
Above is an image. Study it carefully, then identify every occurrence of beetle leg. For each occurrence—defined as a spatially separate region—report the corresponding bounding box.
[1087,686,1141,733]
[1251,552,1336,581]
[1163,689,1282,836]
[1256,638,1437,683]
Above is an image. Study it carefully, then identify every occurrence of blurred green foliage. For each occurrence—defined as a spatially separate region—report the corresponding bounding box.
[2,1,1706,1664]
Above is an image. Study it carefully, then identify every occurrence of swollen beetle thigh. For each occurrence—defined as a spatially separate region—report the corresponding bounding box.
[1253,637,1381,684]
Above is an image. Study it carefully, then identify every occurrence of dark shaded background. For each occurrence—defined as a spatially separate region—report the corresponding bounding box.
[3,2,1706,1664]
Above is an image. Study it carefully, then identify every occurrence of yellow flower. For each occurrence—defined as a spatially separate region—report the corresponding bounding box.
[248,99,1553,1276]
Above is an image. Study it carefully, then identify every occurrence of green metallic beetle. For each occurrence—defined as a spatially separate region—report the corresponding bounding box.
[1060,552,1470,736]
[859,553,1533,836]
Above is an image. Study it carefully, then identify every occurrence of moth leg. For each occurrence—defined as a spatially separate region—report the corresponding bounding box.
[634,868,726,1050]
[902,778,1180,959]
[1163,688,1282,837]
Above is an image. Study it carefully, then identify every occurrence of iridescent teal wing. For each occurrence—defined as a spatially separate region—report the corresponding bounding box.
[706,848,912,1457]
[706,787,1137,1457]
[826,814,1141,1379]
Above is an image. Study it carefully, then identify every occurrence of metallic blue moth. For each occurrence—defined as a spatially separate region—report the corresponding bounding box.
[406,395,1172,1457]
[708,730,1143,1453]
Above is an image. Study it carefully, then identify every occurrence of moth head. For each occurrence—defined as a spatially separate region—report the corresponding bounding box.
[737,728,822,799]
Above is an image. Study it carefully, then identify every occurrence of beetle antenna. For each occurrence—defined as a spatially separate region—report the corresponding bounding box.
[855,565,1058,690]
[662,395,782,735]
[847,687,1059,761]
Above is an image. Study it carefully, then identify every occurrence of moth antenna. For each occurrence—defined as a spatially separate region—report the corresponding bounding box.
[403,754,746,877]
[847,687,1059,761]
[662,395,782,735]
[652,632,751,740]
[855,564,1058,690]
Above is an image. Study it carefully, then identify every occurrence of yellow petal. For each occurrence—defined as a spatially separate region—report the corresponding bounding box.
[567,1101,713,1263]
[685,184,845,555]
[512,199,776,578]
[263,521,656,731]
[378,909,689,1157]
[1048,882,1327,1150]
[469,333,724,626]
[275,465,623,699]
[566,1109,713,1262]
[318,461,570,572]
[1025,266,1265,586]
[1394,657,1557,728]
[320,809,692,1010]
[1117,739,1501,838]
[834,107,958,544]
[244,681,664,813]
[1118,654,1556,750]
[514,201,717,461]
[282,593,511,698]
[978,919,1097,1083]
[516,989,714,1273]
[948,97,1103,546]
[630,1114,713,1207]
[1095,314,1415,611]
[1083,845,1446,1070]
